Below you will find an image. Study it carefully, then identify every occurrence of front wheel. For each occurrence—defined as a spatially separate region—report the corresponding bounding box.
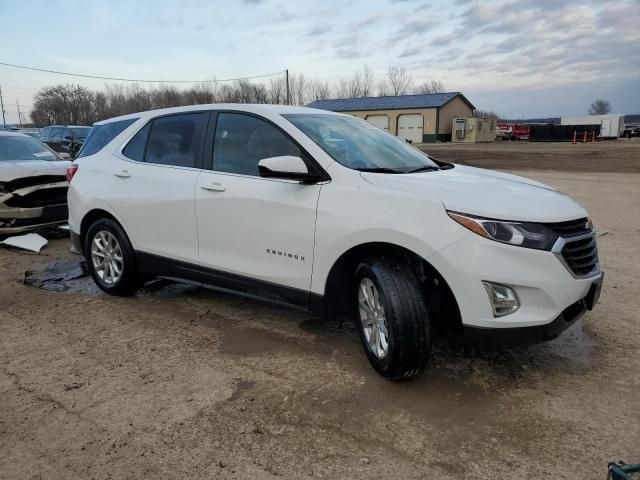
[354,258,431,380]
[84,218,141,296]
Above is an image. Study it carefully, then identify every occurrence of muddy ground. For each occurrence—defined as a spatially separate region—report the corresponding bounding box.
[420,137,640,173]
[1,142,639,479]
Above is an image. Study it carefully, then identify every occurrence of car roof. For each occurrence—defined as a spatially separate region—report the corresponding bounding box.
[93,104,340,126]
[45,125,91,128]
[0,131,31,137]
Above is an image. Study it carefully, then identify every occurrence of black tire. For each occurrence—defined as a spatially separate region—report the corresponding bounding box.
[84,218,141,296]
[354,258,431,380]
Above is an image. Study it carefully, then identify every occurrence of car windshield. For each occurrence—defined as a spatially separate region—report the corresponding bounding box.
[70,127,91,139]
[0,135,59,161]
[284,113,440,172]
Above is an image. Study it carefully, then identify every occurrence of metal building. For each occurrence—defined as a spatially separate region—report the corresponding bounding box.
[451,117,497,143]
[307,92,475,143]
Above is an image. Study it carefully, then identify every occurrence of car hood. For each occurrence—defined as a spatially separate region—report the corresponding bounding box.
[360,165,588,222]
[0,160,69,183]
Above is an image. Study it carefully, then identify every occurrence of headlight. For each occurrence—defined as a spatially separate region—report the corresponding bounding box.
[448,211,558,250]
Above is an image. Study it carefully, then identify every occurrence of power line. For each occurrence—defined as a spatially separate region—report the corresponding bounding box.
[0,60,285,84]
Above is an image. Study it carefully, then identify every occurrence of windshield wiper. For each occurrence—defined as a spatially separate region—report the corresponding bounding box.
[406,165,440,173]
[355,167,405,174]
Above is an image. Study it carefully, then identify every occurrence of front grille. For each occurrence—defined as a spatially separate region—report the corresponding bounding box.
[4,187,68,208]
[548,217,599,277]
[560,234,599,276]
[548,217,590,237]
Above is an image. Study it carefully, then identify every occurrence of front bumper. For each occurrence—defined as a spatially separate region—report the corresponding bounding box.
[464,295,588,348]
[428,233,602,331]
[0,204,68,235]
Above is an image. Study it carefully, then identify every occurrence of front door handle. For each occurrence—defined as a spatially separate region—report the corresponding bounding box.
[114,169,131,178]
[201,182,226,192]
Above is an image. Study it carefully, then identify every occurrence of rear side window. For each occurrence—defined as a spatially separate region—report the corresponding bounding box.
[77,118,136,158]
[144,113,208,168]
[122,123,151,161]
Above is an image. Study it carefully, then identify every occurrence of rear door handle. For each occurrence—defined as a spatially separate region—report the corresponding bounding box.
[201,182,226,192]
[114,169,131,178]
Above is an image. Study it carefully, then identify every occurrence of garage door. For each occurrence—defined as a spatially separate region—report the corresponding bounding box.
[397,114,423,143]
[365,115,389,131]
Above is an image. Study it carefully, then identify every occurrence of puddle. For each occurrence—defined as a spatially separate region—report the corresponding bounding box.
[23,259,89,292]
[228,379,256,401]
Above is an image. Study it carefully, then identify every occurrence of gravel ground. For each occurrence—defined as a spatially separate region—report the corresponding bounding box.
[420,137,640,173]
[1,146,639,478]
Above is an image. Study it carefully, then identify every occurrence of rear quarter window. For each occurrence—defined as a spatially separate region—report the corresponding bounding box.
[77,118,137,158]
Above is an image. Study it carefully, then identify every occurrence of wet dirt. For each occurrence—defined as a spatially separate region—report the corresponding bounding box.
[1,157,639,478]
[421,137,640,173]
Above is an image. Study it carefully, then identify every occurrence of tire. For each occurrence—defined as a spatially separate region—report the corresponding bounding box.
[84,218,141,296]
[354,258,431,380]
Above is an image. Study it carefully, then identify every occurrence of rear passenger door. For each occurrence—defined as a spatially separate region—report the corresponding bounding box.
[111,112,210,264]
[195,112,321,301]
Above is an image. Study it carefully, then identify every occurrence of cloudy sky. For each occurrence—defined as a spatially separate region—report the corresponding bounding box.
[0,0,638,123]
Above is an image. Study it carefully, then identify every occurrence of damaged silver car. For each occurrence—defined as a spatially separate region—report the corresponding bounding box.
[0,131,70,235]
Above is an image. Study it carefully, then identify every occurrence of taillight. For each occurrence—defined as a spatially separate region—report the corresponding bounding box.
[66,164,78,183]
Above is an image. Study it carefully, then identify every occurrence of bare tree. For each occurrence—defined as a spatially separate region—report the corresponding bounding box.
[588,99,611,115]
[473,110,499,119]
[380,65,413,96]
[29,68,447,123]
[307,79,331,101]
[333,65,375,99]
[31,84,95,126]
[268,77,287,104]
[415,79,445,94]
[288,74,309,106]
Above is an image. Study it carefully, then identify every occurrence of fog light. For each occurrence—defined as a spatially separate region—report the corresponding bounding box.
[482,281,520,317]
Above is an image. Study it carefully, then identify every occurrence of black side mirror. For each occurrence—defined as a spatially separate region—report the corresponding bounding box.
[258,156,322,183]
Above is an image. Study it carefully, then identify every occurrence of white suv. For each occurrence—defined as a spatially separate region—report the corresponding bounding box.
[68,104,603,380]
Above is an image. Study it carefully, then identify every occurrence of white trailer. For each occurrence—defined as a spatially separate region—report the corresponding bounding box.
[561,114,625,139]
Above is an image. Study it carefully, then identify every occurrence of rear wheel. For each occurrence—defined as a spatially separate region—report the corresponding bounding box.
[354,258,431,380]
[85,218,141,296]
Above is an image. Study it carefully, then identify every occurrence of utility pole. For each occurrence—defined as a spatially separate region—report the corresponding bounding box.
[0,85,6,126]
[285,69,290,106]
[16,100,23,128]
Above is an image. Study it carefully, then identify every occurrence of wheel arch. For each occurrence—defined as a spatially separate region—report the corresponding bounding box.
[321,242,462,332]
[80,209,122,247]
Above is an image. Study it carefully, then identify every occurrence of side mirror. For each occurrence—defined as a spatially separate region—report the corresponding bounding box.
[258,156,321,183]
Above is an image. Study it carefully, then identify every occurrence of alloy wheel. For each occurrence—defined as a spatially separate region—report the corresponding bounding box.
[91,230,124,285]
[358,278,389,359]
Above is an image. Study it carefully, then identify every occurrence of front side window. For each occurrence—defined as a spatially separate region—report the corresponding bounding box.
[0,135,60,161]
[77,118,136,158]
[213,113,301,176]
[144,113,207,168]
[284,114,439,172]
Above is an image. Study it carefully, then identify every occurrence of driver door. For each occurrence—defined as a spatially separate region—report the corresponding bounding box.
[195,112,321,303]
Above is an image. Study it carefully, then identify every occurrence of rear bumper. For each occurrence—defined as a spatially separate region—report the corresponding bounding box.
[464,297,587,349]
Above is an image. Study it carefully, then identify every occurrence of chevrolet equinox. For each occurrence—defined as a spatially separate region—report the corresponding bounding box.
[67,105,603,380]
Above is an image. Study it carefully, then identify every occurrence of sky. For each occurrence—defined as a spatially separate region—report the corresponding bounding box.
[0,0,638,124]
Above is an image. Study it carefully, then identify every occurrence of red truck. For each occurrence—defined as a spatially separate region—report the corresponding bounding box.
[497,123,530,141]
